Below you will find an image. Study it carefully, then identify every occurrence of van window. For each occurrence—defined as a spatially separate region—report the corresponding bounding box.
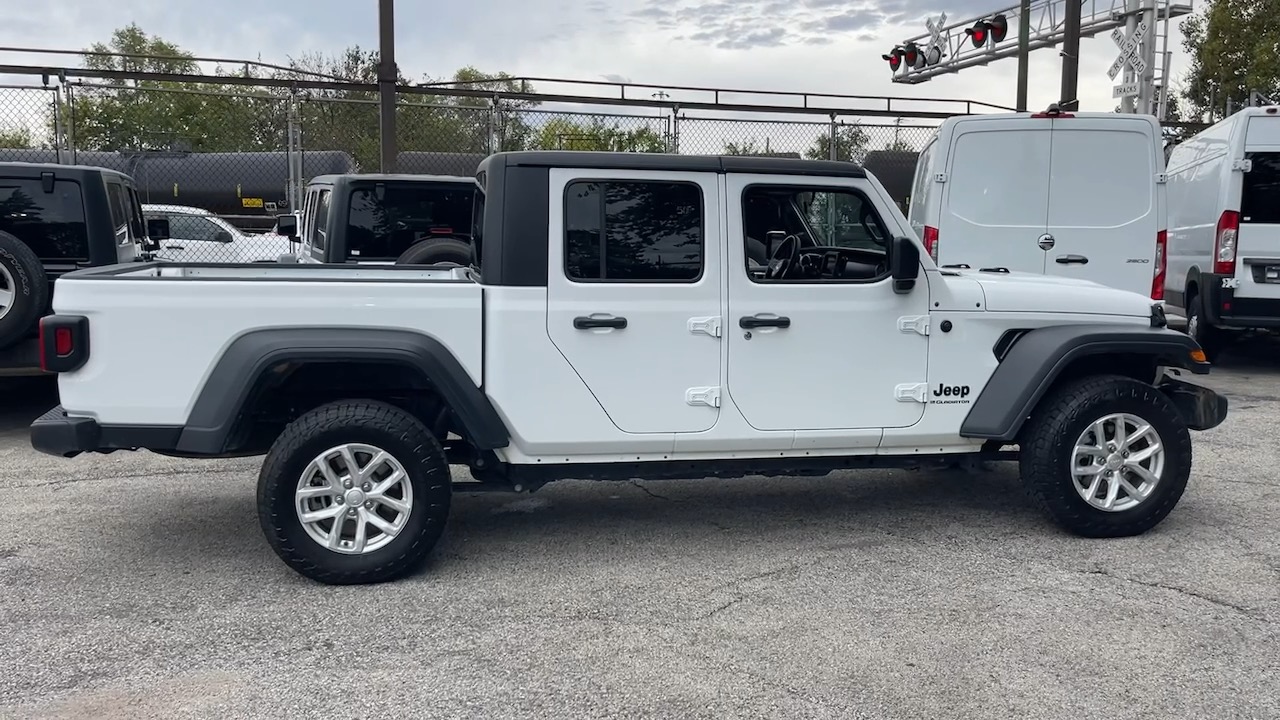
[907,139,935,236]
[0,177,88,260]
[946,129,1051,227]
[1241,152,1280,224]
[1047,128,1153,227]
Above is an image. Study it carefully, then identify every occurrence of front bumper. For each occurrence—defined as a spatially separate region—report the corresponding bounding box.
[1159,378,1229,432]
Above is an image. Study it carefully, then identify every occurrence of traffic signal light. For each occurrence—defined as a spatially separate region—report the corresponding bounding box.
[884,42,944,74]
[882,46,904,71]
[965,14,1008,48]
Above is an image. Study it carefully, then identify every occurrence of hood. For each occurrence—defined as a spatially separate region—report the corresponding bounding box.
[950,269,1155,317]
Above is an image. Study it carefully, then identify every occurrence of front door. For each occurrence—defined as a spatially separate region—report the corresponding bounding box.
[151,213,238,263]
[726,174,930,431]
[938,119,1051,273]
[545,168,723,434]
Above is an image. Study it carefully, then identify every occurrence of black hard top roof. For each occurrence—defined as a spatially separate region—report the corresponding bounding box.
[478,150,867,179]
[0,160,132,179]
[309,172,476,186]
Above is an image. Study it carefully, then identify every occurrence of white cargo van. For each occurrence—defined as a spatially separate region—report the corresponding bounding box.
[906,108,1167,300]
[1163,105,1280,359]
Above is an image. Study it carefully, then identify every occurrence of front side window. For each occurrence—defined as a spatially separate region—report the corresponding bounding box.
[564,180,703,282]
[742,184,891,284]
[312,189,331,251]
[346,184,474,259]
[167,215,228,242]
[105,182,131,244]
[0,177,88,260]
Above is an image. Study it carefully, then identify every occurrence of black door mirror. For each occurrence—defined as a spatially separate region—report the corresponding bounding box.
[890,235,920,294]
[213,230,233,244]
[275,213,298,239]
[146,217,170,243]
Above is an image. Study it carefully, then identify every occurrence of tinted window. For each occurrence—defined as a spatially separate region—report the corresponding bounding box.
[346,184,474,259]
[0,178,88,260]
[564,180,703,282]
[1242,152,1280,224]
[167,215,227,242]
[312,189,330,251]
[105,182,130,244]
[125,187,146,241]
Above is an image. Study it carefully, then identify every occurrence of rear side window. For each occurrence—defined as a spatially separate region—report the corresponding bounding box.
[1046,128,1153,227]
[105,182,132,244]
[1241,152,1280,224]
[564,180,703,282]
[346,184,474,259]
[945,129,1051,228]
[0,177,88,260]
[312,189,331,251]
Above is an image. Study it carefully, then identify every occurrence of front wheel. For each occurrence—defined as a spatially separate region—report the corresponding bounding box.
[257,400,452,584]
[1019,375,1193,538]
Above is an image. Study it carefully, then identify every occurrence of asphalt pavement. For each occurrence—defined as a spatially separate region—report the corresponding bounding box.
[1,341,1277,720]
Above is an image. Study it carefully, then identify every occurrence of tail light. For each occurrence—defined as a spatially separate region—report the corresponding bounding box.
[1151,230,1167,300]
[922,225,939,263]
[38,315,90,373]
[1213,210,1239,275]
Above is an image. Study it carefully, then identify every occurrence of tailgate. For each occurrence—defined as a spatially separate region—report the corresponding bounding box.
[1237,150,1280,300]
[50,275,484,426]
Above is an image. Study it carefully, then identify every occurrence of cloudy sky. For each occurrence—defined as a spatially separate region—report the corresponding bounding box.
[0,0,1195,149]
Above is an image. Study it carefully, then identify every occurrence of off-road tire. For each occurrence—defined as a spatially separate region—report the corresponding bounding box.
[257,399,452,585]
[1185,289,1228,362]
[395,237,472,267]
[1018,374,1193,538]
[0,231,49,350]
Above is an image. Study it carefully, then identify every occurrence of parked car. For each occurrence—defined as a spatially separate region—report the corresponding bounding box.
[142,203,294,264]
[0,161,167,375]
[1163,105,1280,359]
[906,106,1168,300]
[30,150,1226,586]
[276,173,477,266]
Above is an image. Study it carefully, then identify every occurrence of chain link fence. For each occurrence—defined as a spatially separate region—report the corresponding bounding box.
[0,75,949,262]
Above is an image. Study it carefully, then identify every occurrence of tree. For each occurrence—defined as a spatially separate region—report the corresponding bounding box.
[723,138,768,155]
[0,127,33,149]
[1180,0,1280,120]
[805,124,870,163]
[536,117,668,152]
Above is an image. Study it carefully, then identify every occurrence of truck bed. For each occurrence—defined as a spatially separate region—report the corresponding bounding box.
[50,262,484,426]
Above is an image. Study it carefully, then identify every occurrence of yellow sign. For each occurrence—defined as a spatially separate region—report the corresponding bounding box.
[241,197,265,208]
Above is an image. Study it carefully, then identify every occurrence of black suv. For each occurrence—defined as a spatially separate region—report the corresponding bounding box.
[0,162,168,374]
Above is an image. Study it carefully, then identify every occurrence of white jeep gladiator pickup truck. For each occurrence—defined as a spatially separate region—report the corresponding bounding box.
[30,150,1228,585]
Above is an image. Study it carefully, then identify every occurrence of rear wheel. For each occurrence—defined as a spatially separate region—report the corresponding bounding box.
[0,231,49,350]
[257,400,452,584]
[1019,375,1192,538]
[1185,289,1228,362]
[395,237,472,266]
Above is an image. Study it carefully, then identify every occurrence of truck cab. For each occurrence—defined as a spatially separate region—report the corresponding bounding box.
[279,173,477,266]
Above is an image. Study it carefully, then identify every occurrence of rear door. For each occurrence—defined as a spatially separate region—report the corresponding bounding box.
[1236,114,1280,302]
[1044,116,1160,294]
[937,118,1051,272]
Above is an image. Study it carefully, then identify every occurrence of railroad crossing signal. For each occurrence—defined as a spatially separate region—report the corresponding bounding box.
[1108,20,1148,81]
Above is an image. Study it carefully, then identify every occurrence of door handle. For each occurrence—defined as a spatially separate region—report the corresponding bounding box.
[574,315,627,330]
[739,315,791,329]
[1055,254,1089,265]
[164,244,184,250]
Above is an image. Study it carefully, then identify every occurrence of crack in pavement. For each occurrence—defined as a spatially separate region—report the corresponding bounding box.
[702,594,745,619]
[626,479,681,502]
[14,465,251,489]
[1080,568,1264,621]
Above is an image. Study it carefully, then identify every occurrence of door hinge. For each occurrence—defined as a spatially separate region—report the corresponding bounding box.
[688,316,722,338]
[897,315,930,336]
[1154,172,1167,184]
[686,386,722,408]
[1232,158,1253,172]
[895,382,929,403]
[934,172,947,183]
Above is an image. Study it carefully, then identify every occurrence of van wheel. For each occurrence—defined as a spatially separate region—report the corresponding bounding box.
[1019,375,1192,538]
[395,237,472,266]
[257,400,452,585]
[0,231,49,350]
[1185,290,1227,362]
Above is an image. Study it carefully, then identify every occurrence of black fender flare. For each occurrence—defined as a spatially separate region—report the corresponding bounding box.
[174,327,509,454]
[959,324,1210,442]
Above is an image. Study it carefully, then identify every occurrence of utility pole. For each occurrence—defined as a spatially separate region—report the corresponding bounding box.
[1016,0,1030,111]
[1060,0,1082,110]
[377,0,397,173]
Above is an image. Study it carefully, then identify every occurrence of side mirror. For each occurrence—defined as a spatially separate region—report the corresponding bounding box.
[146,217,169,243]
[276,213,298,239]
[890,235,920,294]
[214,230,233,244]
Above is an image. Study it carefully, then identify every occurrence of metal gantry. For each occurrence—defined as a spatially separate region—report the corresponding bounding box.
[886,0,1193,119]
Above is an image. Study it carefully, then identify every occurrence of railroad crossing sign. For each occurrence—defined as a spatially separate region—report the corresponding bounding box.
[924,13,947,65]
[1108,20,1148,81]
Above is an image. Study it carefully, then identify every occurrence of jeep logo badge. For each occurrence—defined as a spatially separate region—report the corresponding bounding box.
[932,384,970,398]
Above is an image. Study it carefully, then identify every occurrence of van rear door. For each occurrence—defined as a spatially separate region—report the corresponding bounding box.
[936,117,1052,272]
[1236,114,1280,304]
[1043,116,1161,295]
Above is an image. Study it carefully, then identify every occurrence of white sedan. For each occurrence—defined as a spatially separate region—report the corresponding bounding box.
[142,204,296,264]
